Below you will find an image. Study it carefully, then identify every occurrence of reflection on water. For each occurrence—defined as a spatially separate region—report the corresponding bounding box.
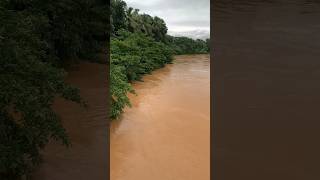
[111,54,210,180]
[213,0,320,179]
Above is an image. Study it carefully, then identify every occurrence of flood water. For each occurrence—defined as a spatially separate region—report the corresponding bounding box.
[110,54,210,180]
[31,62,109,180]
[213,0,320,179]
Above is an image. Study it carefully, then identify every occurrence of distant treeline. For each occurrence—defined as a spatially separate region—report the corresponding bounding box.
[0,1,108,179]
[167,36,210,55]
[110,0,210,119]
[111,0,210,53]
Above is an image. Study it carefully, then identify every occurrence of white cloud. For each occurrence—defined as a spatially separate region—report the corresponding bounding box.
[125,0,210,39]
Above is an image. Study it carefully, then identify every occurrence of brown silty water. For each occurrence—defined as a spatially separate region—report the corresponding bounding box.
[213,0,320,179]
[31,62,109,180]
[110,54,210,180]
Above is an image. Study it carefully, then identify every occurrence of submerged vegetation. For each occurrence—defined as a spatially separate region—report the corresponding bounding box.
[0,0,209,178]
[110,0,210,119]
[110,30,173,118]
[0,0,108,179]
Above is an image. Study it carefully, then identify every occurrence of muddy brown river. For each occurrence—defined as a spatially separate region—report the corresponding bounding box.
[31,62,109,180]
[213,0,320,179]
[110,54,210,180]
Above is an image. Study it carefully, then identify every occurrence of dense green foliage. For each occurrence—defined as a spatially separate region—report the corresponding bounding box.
[110,30,173,118]
[110,0,210,119]
[111,0,209,53]
[1,0,209,177]
[0,0,108,179]
[111,0,168,42]
[166,35,210,55]
[2,0,108,62]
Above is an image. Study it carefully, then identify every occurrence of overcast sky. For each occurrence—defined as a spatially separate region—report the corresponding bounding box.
[125,0,210,40]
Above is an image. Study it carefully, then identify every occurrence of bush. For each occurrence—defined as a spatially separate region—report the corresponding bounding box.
[110,64,133,119]
[110,30,173,119]
[0,7,83,179]
[0,0,108,178]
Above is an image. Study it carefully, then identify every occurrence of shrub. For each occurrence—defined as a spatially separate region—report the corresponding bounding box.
[0,7,83,179]
[110,30,173,119]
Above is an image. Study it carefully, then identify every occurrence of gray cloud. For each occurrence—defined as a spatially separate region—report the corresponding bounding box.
[125,0,210,39]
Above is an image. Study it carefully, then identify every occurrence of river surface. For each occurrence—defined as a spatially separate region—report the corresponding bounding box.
[32,62,109,180]
[213,0,320,179]
[110,54,210,180]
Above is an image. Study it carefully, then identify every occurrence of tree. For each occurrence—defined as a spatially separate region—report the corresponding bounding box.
[152,16,167,42]
[0,0,108,178]
[110,30,173,119]
[111,0,127,34]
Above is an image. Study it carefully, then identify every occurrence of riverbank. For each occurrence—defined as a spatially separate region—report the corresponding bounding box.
[111,54,210,180]
[31,62,109,180]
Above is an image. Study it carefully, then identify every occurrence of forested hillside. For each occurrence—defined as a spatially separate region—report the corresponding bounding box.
[110,0,210,119]
[0,1,108,179]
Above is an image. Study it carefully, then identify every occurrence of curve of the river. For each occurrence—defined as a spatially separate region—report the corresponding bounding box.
[110,54,210,180]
